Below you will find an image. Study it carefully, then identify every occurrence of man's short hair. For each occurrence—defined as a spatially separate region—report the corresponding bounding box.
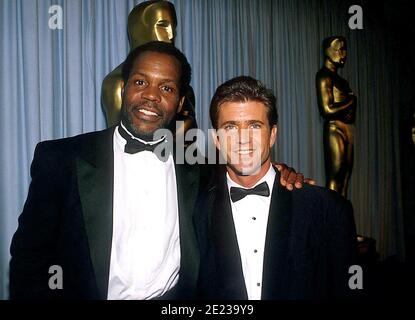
[122,41,191,97]
[209,76,278,129]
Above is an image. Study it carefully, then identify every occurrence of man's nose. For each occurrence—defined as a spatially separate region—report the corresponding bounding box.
[238,128,251,144]
[142,84,161,102]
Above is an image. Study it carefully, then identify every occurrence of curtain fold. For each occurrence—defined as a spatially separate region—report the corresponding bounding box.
[0,0,405,299]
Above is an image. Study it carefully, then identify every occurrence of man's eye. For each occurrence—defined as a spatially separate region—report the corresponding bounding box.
[134,80,145,86]
[249,124,261,129]
[224,125,237,131]
[162,86,174,93]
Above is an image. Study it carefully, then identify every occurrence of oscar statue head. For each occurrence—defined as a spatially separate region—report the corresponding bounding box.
[323,36,347,69]
[127,0,177,50]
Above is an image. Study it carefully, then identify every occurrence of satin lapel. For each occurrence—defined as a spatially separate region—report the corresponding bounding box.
[213,173,248,299]
[262,170,293,300]
[76,128,115,299]
[174,161,200,296]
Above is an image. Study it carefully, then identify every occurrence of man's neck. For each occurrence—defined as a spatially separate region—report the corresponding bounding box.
[227,160,272,188]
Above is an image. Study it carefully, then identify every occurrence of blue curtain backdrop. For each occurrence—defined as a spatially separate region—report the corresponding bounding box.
[0,0,405,299]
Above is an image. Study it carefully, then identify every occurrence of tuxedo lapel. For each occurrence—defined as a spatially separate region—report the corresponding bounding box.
[262,170,293,300]
[212,172,248,299]
[174,160,200,297]
[76,127,115,299]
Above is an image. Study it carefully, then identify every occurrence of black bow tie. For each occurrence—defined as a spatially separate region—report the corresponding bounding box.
[230,181,270,202]
[118,125,168,158]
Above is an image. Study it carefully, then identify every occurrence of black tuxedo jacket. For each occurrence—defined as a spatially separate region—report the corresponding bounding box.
[9,127,202,299]
[195,167,358,300]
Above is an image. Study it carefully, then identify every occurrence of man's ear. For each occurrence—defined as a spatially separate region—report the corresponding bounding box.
[177,96,185,114]
[270,125,278,148]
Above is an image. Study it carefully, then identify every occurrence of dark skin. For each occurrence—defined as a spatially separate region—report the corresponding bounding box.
[120,51,184,140]
[275,163,316,190]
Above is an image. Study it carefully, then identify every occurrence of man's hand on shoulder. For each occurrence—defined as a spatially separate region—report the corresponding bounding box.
[273,163,316,191]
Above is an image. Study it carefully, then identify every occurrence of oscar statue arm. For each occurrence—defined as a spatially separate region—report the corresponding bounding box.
[316,75,356,121]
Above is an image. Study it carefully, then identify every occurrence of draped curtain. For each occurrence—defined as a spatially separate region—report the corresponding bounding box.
[0,0,405,299]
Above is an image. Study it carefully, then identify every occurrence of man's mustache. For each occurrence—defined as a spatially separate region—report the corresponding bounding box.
[133,101,164,116]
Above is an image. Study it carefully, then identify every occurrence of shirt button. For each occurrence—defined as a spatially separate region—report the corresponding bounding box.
[257,283,261,287]
[252,217,256,220]
[254,249,258,253]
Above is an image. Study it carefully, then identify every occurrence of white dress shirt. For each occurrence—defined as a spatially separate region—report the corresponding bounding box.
[107,124,180,300]
[226,164,276,300]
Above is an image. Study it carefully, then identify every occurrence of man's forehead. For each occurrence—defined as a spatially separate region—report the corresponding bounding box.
[219,100,267,112]
[218,101,268,122]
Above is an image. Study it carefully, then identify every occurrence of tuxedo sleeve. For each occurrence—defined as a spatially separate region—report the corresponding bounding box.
[9,141,66,299]
[327,197,359,299]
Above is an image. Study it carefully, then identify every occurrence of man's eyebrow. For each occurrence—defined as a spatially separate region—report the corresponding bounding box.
[129,72,178,85]
[219,121,238,127]
[246,120,265,125]
[129,72,146,78]
[159,79,179,85]
[219,120,265,127]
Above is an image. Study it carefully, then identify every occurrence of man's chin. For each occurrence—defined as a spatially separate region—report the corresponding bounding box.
[229,164,262,177]
[125,125,161,141]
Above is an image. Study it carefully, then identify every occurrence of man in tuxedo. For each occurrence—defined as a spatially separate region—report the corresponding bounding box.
[9,41,205,300]
[196,76,358,300]
[9,42,305,300]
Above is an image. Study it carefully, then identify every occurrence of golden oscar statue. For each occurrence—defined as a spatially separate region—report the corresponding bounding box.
[316,36,357,198]
[101,0,197,138]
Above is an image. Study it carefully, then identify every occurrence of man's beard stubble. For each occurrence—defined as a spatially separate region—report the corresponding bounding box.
[120,101,171,142]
